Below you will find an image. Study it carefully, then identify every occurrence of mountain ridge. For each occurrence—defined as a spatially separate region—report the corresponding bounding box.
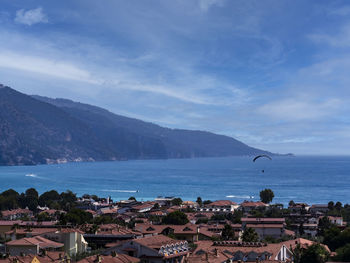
[0,83,275,166]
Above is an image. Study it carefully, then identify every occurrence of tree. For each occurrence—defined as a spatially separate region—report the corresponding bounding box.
[222,224,235,240]
[196,197,203,206]
[335,201,342,210]
[60,208,93,225]
[128,196,136,201]
[203,200,212,205]
[334,244,350,262]
[242,227,259,242]
[39,190,60,207]
[24,188,39,211]
[153,203,160,209]
[318,216,332,236]
[260,189,274,204]
[289,200,295,207]
[171,198,183,206]
[299,243,329,263]
[162,211,189,225]
[328,201,334,210]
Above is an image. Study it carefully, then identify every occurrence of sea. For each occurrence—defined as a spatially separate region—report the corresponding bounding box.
[0,156,349,206]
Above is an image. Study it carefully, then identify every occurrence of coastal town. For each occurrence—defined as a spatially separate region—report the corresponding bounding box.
[0,188,349,262]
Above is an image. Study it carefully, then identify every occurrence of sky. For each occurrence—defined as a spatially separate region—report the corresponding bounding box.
[0,0,349,155]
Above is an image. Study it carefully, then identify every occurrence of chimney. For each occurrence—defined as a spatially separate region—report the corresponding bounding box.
[59,253,62,260]
[214,248,219,257]
[256,256,259,263]
[205,252,209,261]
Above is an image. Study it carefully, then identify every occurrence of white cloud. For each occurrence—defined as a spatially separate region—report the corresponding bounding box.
[15,7,48,26]
[198,0,225,12]
[258,98,342,121]
[0,51,99,84]
[309,23,350,47]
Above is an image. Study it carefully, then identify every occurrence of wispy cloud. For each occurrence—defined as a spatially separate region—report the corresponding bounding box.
[198,0,225,12]
[258,97,342,121]
[0,51,99,84]
[15,7,48,26]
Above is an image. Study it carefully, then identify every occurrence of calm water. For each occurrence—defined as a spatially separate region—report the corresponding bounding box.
[0,156,349,206]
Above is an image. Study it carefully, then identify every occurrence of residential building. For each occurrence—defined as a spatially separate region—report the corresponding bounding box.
[241,218,286,240]
[107,235,189,263]
[6,236,63,256]
[199,200,238,213]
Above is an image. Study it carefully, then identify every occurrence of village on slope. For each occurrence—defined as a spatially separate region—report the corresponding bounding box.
[0,188,349,263]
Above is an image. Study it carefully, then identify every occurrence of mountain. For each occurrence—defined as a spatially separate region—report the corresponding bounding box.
[0,83,273,165]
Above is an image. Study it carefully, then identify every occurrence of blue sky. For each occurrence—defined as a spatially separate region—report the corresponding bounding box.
[0,0,349,155]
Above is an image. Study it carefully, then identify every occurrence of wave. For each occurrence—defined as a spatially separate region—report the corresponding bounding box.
[101,189,139,193]
[25,173,38,178]
[226,195,254,199]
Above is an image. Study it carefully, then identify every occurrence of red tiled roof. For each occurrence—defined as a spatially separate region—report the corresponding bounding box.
[135,223,198,235]
[5,227,58,236]
[1,209,33,217]
[78,254,140,263]
[134,234,180,249]
[241,217,285,223]
[282,238,330,253]
[246,224,284,228]
[241,201,268,207]
[6,236,63,249]
[208,200,237,206]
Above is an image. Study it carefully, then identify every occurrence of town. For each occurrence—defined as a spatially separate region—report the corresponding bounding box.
[0,188,349,263]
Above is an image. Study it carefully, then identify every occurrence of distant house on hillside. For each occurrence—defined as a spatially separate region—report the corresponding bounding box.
[106,235,189,263]
[6,236,63,256]
[1,209,33,221]
[199,200,238,213]
[240,201,268,212]
[241,218,286,240]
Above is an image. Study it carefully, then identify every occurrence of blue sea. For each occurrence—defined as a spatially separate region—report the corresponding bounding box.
[0,156,349,206]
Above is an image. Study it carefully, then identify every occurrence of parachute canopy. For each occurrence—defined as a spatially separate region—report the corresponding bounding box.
[253,154,272,162]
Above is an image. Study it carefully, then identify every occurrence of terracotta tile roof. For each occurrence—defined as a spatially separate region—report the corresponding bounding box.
[284,229,296,237]
[149,211,166,216]
[5,227,58,236]
[241,218,285,223]
[134,223,198,235]
[246,224,284,228]
[0,220,22,226]
[131,202,155,210]
[208,200,237,206]
[1,209,33,217]
[240,201,267,207]
[6,236,64,249]
[0,253,71,263]
[188,240,287,263]
[133,234,179,249]
[282,238,331,253]
[96,224,139,236]
[0,220,58,226]
[77,254,140,263]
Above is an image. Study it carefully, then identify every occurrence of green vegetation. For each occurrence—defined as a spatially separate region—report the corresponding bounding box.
[196,197,202,206]
[292,243,329,263]
[260,188,274,204]
[242,227,259,242]
[162,211,189,225]
[221,224,235,240]
[171,198,183,206]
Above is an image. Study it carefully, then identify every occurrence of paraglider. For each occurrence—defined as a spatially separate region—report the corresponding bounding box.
[253,154,272,173]
[253,154,272,162]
